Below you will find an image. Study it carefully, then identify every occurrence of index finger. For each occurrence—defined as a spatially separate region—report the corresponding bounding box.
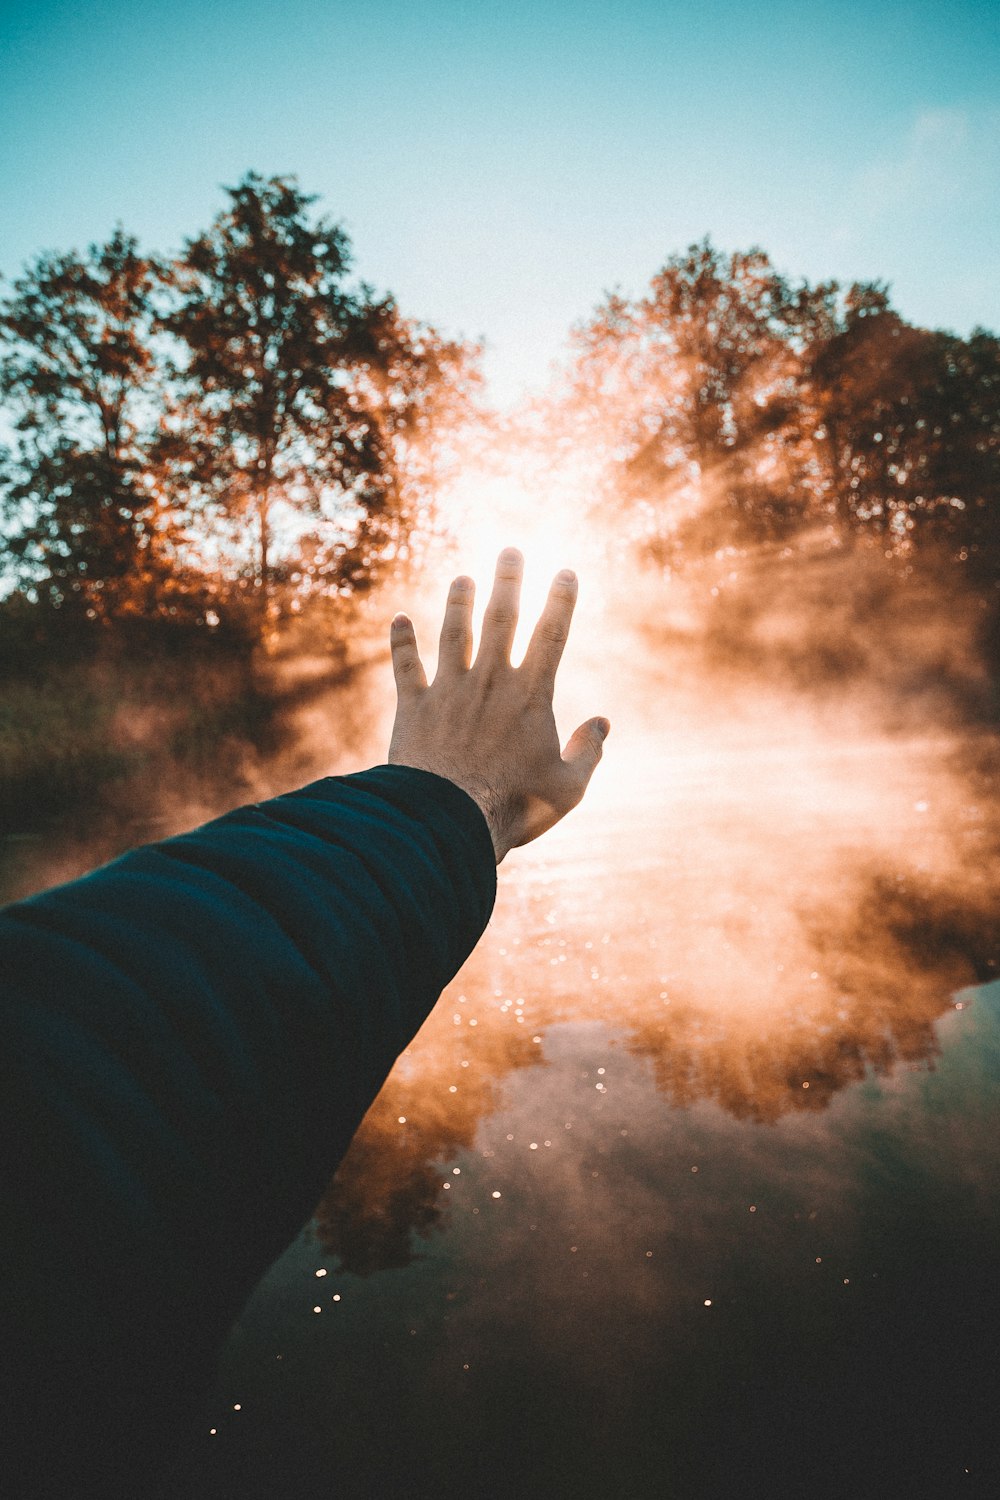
[435,574,475,679]
[521,568,578,691]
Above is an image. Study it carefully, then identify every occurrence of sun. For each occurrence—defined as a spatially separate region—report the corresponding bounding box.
[437,456,604,665]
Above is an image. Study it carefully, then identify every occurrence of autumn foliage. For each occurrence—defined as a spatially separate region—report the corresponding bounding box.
[0,173,481,638]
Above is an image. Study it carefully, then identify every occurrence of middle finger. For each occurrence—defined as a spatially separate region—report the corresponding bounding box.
[474,547,523,671]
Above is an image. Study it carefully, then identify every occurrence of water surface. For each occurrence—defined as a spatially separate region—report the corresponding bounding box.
[204,718,1000,1499]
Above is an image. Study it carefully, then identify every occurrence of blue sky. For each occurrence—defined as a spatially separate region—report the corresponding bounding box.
[1,0,998,404]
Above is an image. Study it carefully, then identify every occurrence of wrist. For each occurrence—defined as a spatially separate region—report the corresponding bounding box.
[434,777,512,865]
[387,752,509,863]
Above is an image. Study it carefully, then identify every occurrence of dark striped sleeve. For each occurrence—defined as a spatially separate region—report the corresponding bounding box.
[0,764,495,1495]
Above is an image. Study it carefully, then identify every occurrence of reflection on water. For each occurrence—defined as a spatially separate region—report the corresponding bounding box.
[207,702,1000,1499]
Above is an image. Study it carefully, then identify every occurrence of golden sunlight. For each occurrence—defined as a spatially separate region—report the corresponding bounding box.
[432,452,608,668]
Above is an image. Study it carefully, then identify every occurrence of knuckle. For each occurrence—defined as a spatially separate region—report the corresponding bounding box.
[474,660,504,691]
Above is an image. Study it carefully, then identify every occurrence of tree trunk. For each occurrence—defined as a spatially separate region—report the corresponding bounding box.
[259,488,270,604]
[257,442,274,629]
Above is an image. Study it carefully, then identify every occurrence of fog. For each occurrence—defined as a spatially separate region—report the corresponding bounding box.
[7,414,998,1492]
[304,431,999,1276]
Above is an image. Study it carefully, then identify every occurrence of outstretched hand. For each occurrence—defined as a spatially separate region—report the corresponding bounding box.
[388,548,610,863]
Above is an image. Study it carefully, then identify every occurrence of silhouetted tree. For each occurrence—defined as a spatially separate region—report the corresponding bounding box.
[807,296,1000,564]
[163,172,479,621]
[0,231,195,623]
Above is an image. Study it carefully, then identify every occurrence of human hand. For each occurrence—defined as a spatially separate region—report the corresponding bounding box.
[387,548,610,863]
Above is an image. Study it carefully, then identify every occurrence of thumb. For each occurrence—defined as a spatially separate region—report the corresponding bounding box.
[561,716,610,792]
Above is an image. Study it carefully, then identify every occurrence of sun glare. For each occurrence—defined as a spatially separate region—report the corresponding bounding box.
[435,456,606,667]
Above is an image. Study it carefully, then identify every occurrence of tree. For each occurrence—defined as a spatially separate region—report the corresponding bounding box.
[561,241,838,555]
[806,294,1000,564]
[0,231,193,622]
[557,241,1000,571]
[163,172,480,620]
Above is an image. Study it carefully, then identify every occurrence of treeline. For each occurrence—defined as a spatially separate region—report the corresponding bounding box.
[553,239,1000,579]
[0,172,481,652]
[5,202,999,648]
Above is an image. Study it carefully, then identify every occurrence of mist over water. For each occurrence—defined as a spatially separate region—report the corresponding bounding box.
[200,442,1000,1497]
[6,424,997,1496]
[311,459,998,1219]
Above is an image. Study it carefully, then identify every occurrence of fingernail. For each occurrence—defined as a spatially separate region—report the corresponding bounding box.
[391,613,411,630]
[557,568,577,586]
[594,717,610,740]
[500,547,522,565]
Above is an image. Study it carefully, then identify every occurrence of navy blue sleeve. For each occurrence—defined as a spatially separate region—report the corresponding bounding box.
[0,765,496,1494]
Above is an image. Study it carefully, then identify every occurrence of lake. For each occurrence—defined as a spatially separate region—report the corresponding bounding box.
[195,690,1000,1499]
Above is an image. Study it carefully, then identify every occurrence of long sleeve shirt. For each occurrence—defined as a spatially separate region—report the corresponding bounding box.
[0,765,496,1496]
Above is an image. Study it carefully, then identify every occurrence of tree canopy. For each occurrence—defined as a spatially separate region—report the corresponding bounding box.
[0,174,482,638]
[558,240,1000,570]
[0,229,191,622]
[2,218,998,648]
